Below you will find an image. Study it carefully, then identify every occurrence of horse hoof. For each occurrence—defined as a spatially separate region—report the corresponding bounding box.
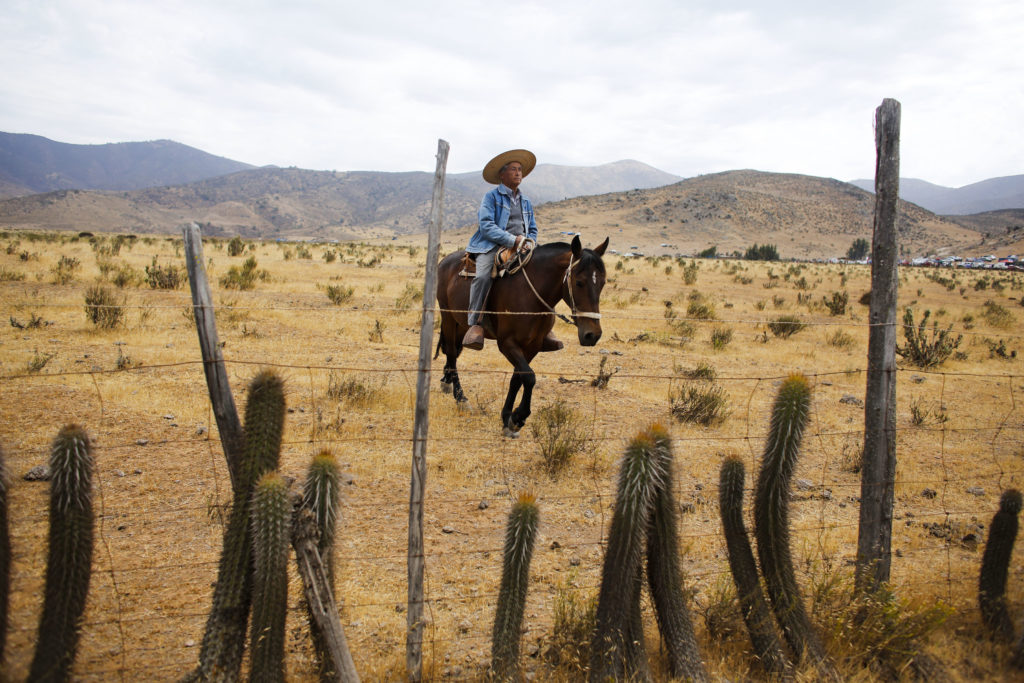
[456,396,469,405]
[440,382,452,394]
[502,426,520,439]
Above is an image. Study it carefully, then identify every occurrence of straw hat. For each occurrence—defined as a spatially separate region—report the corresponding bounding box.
[482,149,536,184]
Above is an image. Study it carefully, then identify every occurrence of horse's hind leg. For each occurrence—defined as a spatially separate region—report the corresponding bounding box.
[439,323,467,403]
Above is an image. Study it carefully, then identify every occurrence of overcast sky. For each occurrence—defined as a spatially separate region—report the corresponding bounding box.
[2,0,1021,188]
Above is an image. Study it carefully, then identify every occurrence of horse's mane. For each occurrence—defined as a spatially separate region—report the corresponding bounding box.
[535,241,606,273]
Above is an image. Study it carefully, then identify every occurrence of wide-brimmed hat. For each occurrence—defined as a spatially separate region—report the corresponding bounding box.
[482,149,536,184]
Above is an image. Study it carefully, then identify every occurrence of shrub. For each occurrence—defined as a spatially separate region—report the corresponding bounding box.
[296,245,312,259]
[680,361,716,381]
[744,243,779,261]
[982,300,1015,329]
[145,257,183,289]
[51,255,80,285]
[895,308,962,368]
[827,329,856,349]
[323,249,337,263]
[697,246,717,258]
[227,236,245,256]
[670,383,730,426]
[325,284,354,305]
[710,326,733,349]
[326,371,383,406]
[111,263,139,288]
[686,299,716,321]
[84,285,125,329]
[219,256,266,290]
[767,315,806,338]
[546,575,597,675]
[823,291,849,316]
[529,401,590,474]
[394,282,423,311]
[847,238,870,261]
[682,261,699,285]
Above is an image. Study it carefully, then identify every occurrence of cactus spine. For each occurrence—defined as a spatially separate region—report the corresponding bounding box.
[590,427,662,683]
[644,424,708,682]
[194,370,286,682]
[249,473,292,683]
[719,455,791,679]
[753,374,835,678]
[29,425,95,683]
[979,489,1022,641]
[302,450,342,680]
[0,445,9,669]
[490,493,540,682]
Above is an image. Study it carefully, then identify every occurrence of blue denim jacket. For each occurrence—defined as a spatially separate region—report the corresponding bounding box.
[466,184,538,253]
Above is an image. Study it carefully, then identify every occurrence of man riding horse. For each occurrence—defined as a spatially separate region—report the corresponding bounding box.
[462,148,561,352]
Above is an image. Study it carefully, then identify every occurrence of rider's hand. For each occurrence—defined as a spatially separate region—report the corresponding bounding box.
[523,239,535,251]
[514,235,524,251]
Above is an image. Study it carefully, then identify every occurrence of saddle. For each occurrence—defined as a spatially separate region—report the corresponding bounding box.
[458,241,535,279]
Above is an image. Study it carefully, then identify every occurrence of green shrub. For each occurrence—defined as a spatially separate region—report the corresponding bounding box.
[767,315,806,338]
[394,282,423,311]
[325,283,354,305]
[529,401,590,474]
[219,256,266,290]
[982,300,1015,329]
[84,285,125,329]
[823,291,849,316]
[710,326,733,349]
[895,308,962,368]
[227,236,245,256]
[145,257,183,289]
[51,255,80,285]
[827,329,855,349]
[686,298,716,321]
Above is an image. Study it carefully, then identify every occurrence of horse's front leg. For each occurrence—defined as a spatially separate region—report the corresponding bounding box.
[499,343,537,436]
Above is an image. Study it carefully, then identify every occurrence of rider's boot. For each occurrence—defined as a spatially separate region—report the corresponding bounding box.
[463,325,485,350]
[540,330,564,352]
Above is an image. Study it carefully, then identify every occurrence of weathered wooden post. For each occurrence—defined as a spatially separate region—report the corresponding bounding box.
[183,222,244,490]
[407,139,449,682]
[856,98,901,594]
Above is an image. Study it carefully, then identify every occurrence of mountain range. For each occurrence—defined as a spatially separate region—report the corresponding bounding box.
[1,132,1022,259]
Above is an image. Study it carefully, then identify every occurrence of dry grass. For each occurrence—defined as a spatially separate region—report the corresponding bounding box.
[2,230,1024,680]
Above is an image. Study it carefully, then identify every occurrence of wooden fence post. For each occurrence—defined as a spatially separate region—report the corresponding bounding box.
[183,223,244,491]
[856,98,901,594]
[407,139,449,682]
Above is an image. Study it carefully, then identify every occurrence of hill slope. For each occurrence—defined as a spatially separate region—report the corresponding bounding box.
[850,174,1024,215]
[0,132,255,197]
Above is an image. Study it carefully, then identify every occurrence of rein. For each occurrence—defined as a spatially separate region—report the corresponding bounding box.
[519,251,601,327]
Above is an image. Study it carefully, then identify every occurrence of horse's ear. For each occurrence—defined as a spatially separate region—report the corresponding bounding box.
[571,235,582,258]
[592,237,609,256]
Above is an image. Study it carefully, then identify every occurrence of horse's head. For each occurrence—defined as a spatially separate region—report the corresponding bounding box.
[566,235,609,346]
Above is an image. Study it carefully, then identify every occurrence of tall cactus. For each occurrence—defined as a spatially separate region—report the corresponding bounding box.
[249,473,292,683]
[490,493,540,682]
[979,489,1022,641]
[302,450,343,680]
[719,455,791,679]
[192,370,286,682]
[644,424,707,682]
[0,445,9,669]
[590,427,663,683]
[29,425,95,683]
[753,374,835,678]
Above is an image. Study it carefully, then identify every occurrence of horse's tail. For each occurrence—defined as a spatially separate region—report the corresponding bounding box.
[434,330,444,359]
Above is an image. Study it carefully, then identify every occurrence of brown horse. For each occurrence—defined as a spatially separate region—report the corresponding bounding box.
[435,235,609,436]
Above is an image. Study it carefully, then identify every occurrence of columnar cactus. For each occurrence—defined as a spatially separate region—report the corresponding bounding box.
[644,425,708,682]
[590,427,662,683]
[193,370,286,682]
[0,445,9,669]
[490,493,540,682]
[29,425,95,683]
[249,473,292,683]
[719,455,790,679]
[753,374,835,677]
[302,450,342,680]
[979,489,1022,641]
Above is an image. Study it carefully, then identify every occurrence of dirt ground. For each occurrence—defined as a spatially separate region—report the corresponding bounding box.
[2,230,1024,680]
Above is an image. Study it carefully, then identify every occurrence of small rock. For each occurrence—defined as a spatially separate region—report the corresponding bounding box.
[24,465,51,481]
[163,414,175,420]
[583,509,594,519]
[115,470,126,478]
[342,474,355,486]
[821,489,833,500]
[458,619,472,633]
[478,499,490,510]
[612,350,623,356]
[840,394,864,407]
[680,502,696,514]
[695,483,704,491]
[195,425,207,435]
[796,478,814,491]
[569,556,581,567]
[395,604,406,613]
[442,526,455,534]
[911,375,926,383]
[185,639,196,648]
[922,488,938,499]
[550,541,561,550]
[967,486,985,496]
[136,438,149,446]
[134,469,142,475]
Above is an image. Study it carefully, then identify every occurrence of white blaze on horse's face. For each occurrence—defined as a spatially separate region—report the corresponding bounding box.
[592,272,597,285]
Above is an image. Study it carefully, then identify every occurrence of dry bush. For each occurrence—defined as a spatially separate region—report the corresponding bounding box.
[767,315,806,338]
[529,400,590,474]
[670,382,730,425]
[145,257,184,289]
[544,575,597,675]
[83,285,125,329]
[51,254,80,284]
[710,326,733,349]
[324,283,354,305]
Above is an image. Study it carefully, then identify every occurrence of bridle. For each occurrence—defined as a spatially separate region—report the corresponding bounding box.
[520,250,602,327]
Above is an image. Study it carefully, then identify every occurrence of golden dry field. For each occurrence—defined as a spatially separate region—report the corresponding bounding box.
[3,228,1024,681]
